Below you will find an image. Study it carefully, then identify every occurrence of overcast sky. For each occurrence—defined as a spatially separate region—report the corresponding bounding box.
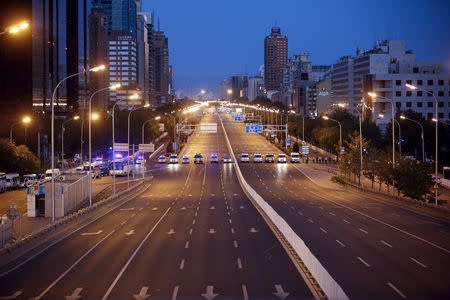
[143,0,450,96]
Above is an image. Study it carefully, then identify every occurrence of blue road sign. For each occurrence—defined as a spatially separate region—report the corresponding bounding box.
[286,138,291,146]
[245,123,263,133]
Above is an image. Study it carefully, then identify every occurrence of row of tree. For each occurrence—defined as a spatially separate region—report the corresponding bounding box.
[0,139,40,175]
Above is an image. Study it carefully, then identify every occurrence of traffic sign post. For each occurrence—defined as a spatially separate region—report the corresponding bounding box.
[138,143,155,153]
[302,146,310,155]
[286,138,291,147]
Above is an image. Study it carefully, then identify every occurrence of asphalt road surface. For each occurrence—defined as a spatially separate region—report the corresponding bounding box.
[0,112,312,299]
[221,112,450,299]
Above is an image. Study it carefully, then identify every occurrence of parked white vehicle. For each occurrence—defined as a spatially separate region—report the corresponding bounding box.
[277,153,287,163]
[290,152,300,163]
[109,159,133,176]
[240,153,250,163]
[253,153,263,163]
[20,174,39,188]
[45,169,61,179]
[6,173,20,190]
[169,154,179,164]
[0,172,7,193]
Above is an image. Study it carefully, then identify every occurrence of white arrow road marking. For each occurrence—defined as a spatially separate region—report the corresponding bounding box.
[119,207,134,211]
[201,286,218,300]
[242,285,248,300]
[133,287,150,300]
[210,206,215,210]
[167,229,176,235]
[273,284,289,299]
[171,286,179,300]
[0,290,22,299]
[125,230,136,235]
[208,228,216,234]
[65,288,83,300]
[249,228,258,233]
[81,230,102,236]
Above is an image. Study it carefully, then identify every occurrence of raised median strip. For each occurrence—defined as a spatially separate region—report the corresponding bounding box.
[219,115,349,300]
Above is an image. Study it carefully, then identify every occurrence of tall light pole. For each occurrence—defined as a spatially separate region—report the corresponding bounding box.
[112,93,139,195]
[127,103,150,188]
[323,116,342,158]
[379,113,402,158]
[0,21,29,36]
[400,115,425,162]
[142,116,160,144]
[50,64,105,222]
[88,84,120,206]
[406,84,439,205]
[61,115,80,163]
[369,92,396,167]
[10,116,31,143]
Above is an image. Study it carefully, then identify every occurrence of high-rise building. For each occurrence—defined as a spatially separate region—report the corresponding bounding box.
[89,8,109,110]
[107,31,142,107]
[264,27,288,92]
[247,76,264,101]
[153,29,171,105]
[230,75,249,101]
[92,0,137,36]
[32,0,90,112]
[331,40,450,124]
[137,13,151,104]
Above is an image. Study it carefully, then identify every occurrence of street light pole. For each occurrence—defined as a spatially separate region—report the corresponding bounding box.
[323,116,342,157]
[394,119,402,158]
[127,104,150,188]
[406,84,439,205]
[400,115,425,162]
[50,65,104,222]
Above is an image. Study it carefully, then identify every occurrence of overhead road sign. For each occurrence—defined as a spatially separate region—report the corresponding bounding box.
[302,146,310,155]
[139,143,155,152]
[114,143,129,151]
[245,123,263,133]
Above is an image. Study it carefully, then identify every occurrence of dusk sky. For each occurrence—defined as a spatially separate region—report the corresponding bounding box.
[143,0,450,96]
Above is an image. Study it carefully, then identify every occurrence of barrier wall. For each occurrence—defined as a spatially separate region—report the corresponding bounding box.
[0,217,12,248]
[220,116,349,300]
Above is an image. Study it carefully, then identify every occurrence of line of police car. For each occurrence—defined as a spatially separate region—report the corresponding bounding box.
[157,152,301,164]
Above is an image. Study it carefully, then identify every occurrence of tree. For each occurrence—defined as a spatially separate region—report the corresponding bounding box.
[363,148,383,189]
[392,158,434,200]
[292,141,299,153]
[0,139,40,174]
[339,132,369,184]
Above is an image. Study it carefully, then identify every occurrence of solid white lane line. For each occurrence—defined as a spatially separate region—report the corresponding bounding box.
[242,285,249,300]
[410,257,427,268]
[35,230,115,299]
[387,283,407,299]
[343,219,350,224]
[171,286,179,300]
[336,240,346,247]
[102,207,171,300]
[237,258,242,269]
[381,240,393,248]
[233,240,238,248]
[185,241,189,249]
[179,259,185,270]
[359,228,368,234]
[357,257,371,267]
[320,227,327,234]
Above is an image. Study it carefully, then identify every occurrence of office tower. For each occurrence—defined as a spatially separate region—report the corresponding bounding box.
[92,0,137,36]
[264,27,288,93]
[153,29,171,105]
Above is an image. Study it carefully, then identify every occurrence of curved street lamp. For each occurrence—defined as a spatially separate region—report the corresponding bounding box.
[406,83,439,205]
[10,116,31,144]
[400,115,425,162]
[61,115,80,162]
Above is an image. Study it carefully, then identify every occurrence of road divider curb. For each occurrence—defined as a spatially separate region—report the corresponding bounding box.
[219,115,349,300]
